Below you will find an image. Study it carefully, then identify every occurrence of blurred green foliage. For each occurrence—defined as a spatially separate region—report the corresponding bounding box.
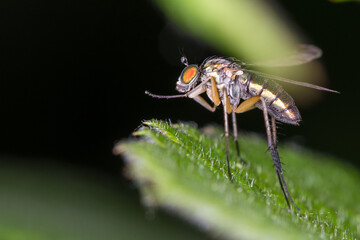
[155,0,298,62]
[0,158,209,240]
[116,120,360,240]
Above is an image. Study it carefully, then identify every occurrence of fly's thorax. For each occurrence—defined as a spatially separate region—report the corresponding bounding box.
[202,65,246,108]
[227,81,241,107]
[201,57,234,78]
[224,70,250,108]
[202,58,230,71]
[204,75,242,108]
[176,64,200,93]
[234,70,248,83]
[232,71,252,100]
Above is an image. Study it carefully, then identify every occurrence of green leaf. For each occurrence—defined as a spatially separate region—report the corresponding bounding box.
[115,119,360,240]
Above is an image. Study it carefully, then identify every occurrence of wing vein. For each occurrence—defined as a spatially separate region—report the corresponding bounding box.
[245,70,339,94]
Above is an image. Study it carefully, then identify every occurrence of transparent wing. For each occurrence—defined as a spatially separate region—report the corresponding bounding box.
[243,44,323,67]
[245,69,339,93]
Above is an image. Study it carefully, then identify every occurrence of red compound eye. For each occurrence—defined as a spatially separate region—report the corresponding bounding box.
[181,66,198,83]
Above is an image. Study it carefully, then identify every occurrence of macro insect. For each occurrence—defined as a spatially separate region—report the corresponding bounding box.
[145,45,338,210]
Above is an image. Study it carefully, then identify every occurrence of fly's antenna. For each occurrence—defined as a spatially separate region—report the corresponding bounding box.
[179,48,189,66]
[145,91,187,99]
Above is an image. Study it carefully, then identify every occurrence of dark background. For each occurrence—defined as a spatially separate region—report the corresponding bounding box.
[0,0,358,171]
[0,0,358,234]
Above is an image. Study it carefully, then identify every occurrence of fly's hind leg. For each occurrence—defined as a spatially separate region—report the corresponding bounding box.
[271,117,278,149]
[260,97,299,211]
[235,96,261,113]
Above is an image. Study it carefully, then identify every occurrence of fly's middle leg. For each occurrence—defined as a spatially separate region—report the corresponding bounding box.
[231,112,246,164]
[233,96,264,164]
[223,101,232,183]
[223,91,233,182]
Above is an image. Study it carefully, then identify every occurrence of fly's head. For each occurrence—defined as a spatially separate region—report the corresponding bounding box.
[176,56,200,93]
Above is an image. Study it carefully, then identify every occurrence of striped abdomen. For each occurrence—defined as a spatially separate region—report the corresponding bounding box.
[246,74,301,125]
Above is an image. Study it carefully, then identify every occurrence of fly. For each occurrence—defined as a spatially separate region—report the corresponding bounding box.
[145,44,339,210]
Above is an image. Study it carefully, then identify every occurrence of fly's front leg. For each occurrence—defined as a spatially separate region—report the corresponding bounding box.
[199,77,232,181]
[193,96,216,112]
[210,77,221,106]
[187,79,218,112]
[260,97,298,211]
[147,77,220,113]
